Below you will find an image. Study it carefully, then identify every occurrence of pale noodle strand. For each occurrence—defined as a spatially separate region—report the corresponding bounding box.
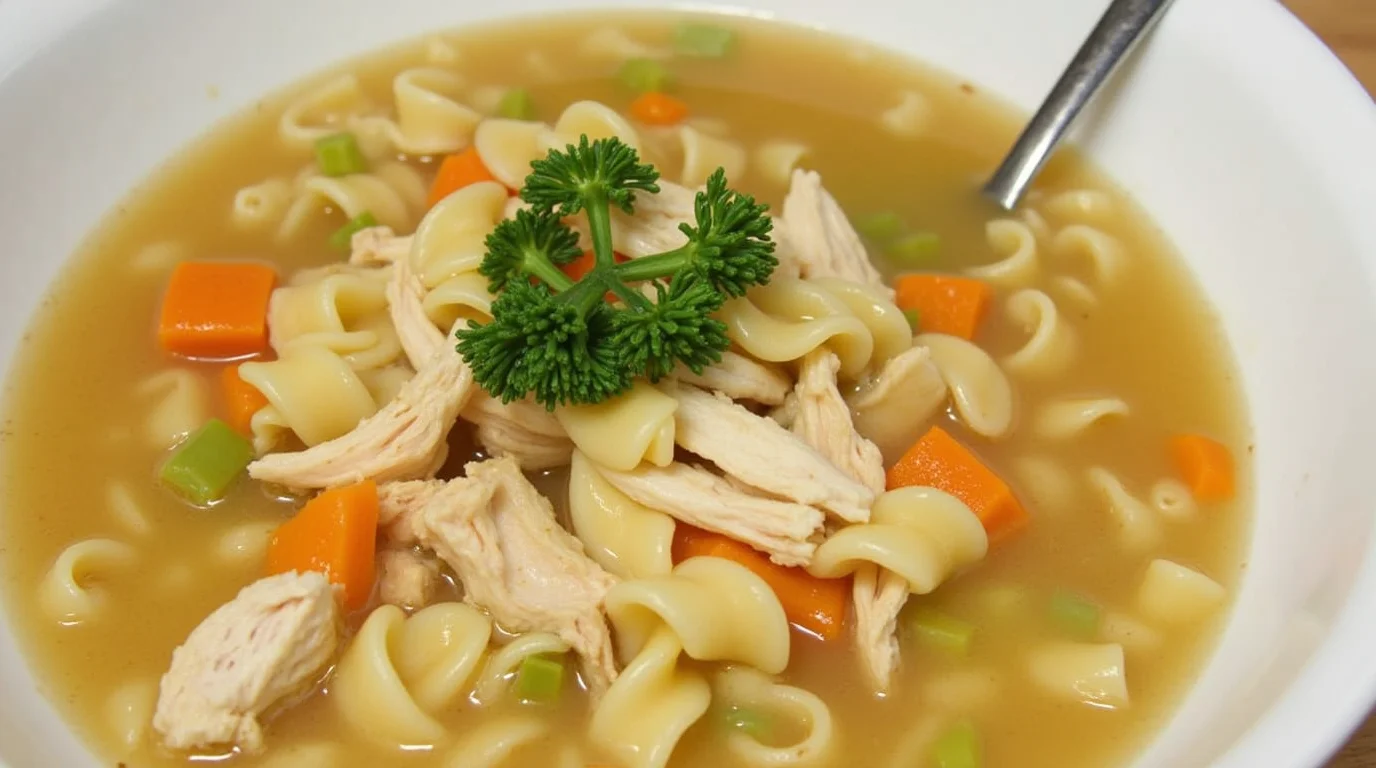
[966,219,1039,289]
[137,369,209,450]
[879,90,932,138]
[1033,397,1130,440]
[916,333,1015,439]
[1001,289,1077,379]
[714,666,836,766]
[471,632,571,705]
[568,450,675,580]
[40,538,137,625]
[556,382,678,472]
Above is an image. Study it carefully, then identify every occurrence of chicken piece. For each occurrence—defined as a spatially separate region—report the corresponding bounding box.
[768,215,804,280]
[377,478,444,546]
[153,572,339,753]
[610,179,697,257]
[463,392,574,470]
[377,548,444,609]
[386,254,446,370]
[348,226,411,266]
[670,383,875,524]
[852,565,910,693]
[780,169,889,294]
[420,455,619,696]
[673,350,792,406]
[846,344,948,465]
[790,349,886,494]
[247,343,474,491]
[596,461,823,567]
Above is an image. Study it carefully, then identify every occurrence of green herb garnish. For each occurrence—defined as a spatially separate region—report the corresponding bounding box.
[455,135,776,410]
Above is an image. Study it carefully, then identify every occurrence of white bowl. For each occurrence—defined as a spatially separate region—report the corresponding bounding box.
[0,0,1373,766]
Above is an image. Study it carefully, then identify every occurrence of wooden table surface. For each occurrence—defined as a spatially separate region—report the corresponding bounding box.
[1276,0,1376,761]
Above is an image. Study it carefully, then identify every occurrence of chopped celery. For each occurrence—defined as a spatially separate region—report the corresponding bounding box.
[931,721,982,768]
[903,308,921,331]
[674,23,736,57]
[513,654,564,704]
[159,419,254,505]
[329,211,378,251]
[313,132,367,177]
[497,88,536,120]
[909,608,976,656]
[857,211,904,242]
[619,58,672,94]
[1049,589,1101,639]
[887,231,941,266]
[725,707,771,741]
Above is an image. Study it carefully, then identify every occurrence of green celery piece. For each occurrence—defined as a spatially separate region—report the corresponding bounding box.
[619,58,672,94]
[903,308,921,331]
[887,231,941,266]
[329,211,378,251]
[159,419,254,505]
[497,88,537,120]
[932,721,982,768]
[513,654,565,704]
[726,707,771,741]
[313,132,368,177]
[857,211,905,243]
[674,23,736,57]
[1048,589,1102,639]
[909,608,976,656]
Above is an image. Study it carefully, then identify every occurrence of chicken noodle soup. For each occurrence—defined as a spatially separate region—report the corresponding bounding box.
[0,11,1249,768]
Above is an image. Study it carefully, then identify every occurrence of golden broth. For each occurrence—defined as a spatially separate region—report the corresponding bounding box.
[0,11,1249,768]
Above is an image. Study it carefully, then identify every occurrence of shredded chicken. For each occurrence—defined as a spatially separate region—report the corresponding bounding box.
[377,548,444,609]
[610,179,697,257]
[377,478,444,546]
[247,343,474,490]
[674,350,792,406]
[153,572,339,753]
[348,226,411,266]
[419,456,619,696]
[387,254,446,370]
[790,349,886,493]
[846,344,948,464]
[769,215,804,280]
[596,461,823,566]
[781,169,890,294]
[852,565,910,693]
[670,383,875,524]
[463,393,574,470]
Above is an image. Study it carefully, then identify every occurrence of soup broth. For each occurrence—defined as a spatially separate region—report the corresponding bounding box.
[0,11,1249,768]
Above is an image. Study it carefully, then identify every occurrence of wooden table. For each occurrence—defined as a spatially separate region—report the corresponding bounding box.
[1278,2,1376,763]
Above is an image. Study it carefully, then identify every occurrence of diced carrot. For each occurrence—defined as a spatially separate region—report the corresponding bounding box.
[893,274,993,340]
[673,525,848,641]
[1170,433,1236,502]
[428,147,499,208]
[629,92,690,126]
[220,363,269,437]
[265,480,379,612]
[887,425,1029,543]
[157,261,277,360]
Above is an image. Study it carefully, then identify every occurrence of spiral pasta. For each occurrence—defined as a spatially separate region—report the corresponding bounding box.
[471,633,571,705]
[568,449,675,579]
[592,557,791,768]
[105,677,158,755]
[879,90,931,138]
[277,161,428,241]
[1047,224,1126,302]
[1040,188,1115,224]
[39,538,137,625]
[1002,289,1077,378]
[713,666,836,766]
[556,382,678,472]
[966,218,1039,289]
[916,332,1015,439]
[475,101,643,190]
[680,124,746,187]
[444,715,550,768]
[754,140,809,186]
[1086,467,1163,552]
[332,602,492,749]
[278,74,374,151]
[268,265,401,370]
[240,346,380,448]
[231,178,293,231]
[137,368,209,450]
[356,68,482,156]
[1033,396,1130,440]
[106,482,152,537]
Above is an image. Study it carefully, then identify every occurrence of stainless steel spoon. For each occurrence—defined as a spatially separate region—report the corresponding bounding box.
[981,0,1175,211]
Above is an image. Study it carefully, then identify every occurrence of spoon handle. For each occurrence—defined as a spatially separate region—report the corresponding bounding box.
[981,0,1174,211]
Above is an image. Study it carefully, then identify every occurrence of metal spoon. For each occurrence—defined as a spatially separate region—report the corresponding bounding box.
[981,0,1175,211]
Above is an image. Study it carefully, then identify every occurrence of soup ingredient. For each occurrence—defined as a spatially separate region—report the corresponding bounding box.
[908,607,976,656]
[313,132,368,177]
[887,425,1029,543]
[629,92,689,126]
[456,136,777,409]
[674,526,848,641]
[1048,589,1102,639]
[329,211,378,251]
[152,571,340,752]
[1028,642,1130,709]
[220,364,270,436]
[893,274,991,340]
[618,58,671,93]
[1169,433,1235,502]
[513,654,566,704]
[265,480,380,612]
[159,418,255,505]
[932,721,982,768]
[725,707,771,740]
[856,211,904,243]
[156,261,277,359]
[903,308,921,330]
[674,23,735,57]
[428,147,501,208]
[1136,558,1226,625]
[780,169,888,290]
[497,88,537,120]
[886,231,941,267]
